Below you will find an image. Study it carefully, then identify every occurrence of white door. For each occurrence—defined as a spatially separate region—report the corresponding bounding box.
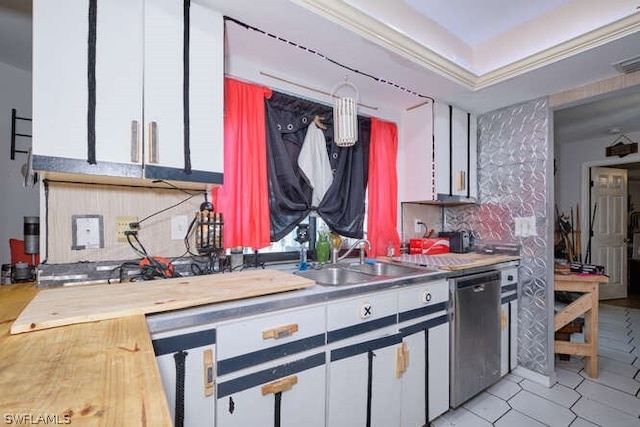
[327,337,402,427]
[590,166,627,300]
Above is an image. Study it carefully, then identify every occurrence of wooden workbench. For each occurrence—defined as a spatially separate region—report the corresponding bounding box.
[554,273,609,378]
[0,283,172,425]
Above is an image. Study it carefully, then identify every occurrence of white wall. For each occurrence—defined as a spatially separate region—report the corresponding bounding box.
[0,62,36,265]
[555,129,640,216]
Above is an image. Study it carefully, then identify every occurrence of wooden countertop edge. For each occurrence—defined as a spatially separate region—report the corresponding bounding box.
[0,283,172,425]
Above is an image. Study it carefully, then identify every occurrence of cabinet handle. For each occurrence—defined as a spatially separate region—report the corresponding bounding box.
[261,375,298,395]
[456,170,466,192]
[203,349,214,397]
[148,121,159,163]
[262,324,299,340]
[130,120,140,163]
[396,342,409,378]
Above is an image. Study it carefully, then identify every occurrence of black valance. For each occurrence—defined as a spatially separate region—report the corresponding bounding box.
[265,91,370,241]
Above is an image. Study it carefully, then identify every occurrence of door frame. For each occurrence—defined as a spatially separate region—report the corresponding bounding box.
[581,158,639,293]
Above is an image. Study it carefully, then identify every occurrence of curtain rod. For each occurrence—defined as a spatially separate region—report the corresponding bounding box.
[259,71,378,111]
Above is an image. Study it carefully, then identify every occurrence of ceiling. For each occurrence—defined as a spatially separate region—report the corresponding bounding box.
[2,0,640,144]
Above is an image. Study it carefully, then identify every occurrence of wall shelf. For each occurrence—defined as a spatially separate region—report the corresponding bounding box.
[10,108,32,160]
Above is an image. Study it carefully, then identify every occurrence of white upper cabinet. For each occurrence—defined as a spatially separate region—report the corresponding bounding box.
[400,101,477,203]
[32,0,223,184]
[433,102,478,202]
[400,102,434,202]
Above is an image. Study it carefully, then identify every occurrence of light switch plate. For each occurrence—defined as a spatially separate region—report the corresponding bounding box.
[171,215,188,240]
[72,214,104,250]
[514,216,537,237]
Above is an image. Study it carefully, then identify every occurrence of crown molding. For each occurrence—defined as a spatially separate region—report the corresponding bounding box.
[476,13,640,89]
[290,0,477,89]
[292,0,640,92]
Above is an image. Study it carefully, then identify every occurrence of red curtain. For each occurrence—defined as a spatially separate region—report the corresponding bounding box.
[367,118,401,257]
[214,78,272,249]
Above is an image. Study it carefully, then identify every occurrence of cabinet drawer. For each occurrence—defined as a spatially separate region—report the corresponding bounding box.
[216,305,326,375]
[327,290,397,343]
[397,280,448,324]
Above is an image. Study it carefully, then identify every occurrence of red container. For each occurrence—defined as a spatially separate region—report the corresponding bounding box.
[409,238,450,255]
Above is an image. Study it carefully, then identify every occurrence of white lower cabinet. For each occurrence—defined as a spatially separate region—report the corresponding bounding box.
[215,305,326,427]
[216,353,326,427]
[150,277,462,426]
[500,267,519,375]
[152,326,217,427]
[397,280,450,425]
[326,290,402,427]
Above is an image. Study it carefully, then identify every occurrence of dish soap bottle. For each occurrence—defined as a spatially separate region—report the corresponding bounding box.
[316,232,331,264]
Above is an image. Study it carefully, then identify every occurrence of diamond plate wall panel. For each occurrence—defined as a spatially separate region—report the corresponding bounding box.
[446,98,553,377]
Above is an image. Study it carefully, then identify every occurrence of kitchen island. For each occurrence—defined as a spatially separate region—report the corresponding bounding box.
[0,254,518,426]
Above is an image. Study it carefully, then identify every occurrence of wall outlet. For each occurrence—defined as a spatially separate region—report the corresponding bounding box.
[414,219,422,234]
[171,215,189,240]
[117,216,138,243]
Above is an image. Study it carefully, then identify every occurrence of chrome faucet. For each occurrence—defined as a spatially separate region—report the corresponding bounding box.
[331,238,371,264]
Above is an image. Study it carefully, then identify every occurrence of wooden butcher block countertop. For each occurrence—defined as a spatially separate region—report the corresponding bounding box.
[0,283,172,425]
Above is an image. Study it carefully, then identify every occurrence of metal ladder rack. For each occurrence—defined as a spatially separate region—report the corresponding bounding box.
[10,108,32,160]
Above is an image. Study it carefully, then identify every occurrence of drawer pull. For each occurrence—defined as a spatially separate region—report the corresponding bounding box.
[148,121,159,163]
[130,120,140,163]
[203,349,214,397]
[261,375,298,395]
[262,324,299,340]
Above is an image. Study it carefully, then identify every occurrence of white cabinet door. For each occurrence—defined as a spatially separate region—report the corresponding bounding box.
[398,280,449,425]
[500,267,518,375]
[400,102,434,202]
[33,0,143,171]
[326,290,401,426]
[143,0,223,181]
[216,305,327,427]
[327,333,402,427]
[152,327,216,427]
[500,301,510,376]
[33,0,223,184]
[510,299,518,371]
[216,354,326,427]
[433,102,477,201]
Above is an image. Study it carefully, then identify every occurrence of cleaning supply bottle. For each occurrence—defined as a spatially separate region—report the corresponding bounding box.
[316,232,331,263]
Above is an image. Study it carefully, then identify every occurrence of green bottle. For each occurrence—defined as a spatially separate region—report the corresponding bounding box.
[316,233,331,263]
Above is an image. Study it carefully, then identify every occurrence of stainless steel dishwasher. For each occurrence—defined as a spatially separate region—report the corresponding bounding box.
[449,270,502,408]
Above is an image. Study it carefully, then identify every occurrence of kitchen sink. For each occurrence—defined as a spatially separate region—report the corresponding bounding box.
[294,261,429,286]
[294,265,373,286]
[346,262,425,277]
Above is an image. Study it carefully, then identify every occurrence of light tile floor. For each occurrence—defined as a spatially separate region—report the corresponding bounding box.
[432,304,640,426]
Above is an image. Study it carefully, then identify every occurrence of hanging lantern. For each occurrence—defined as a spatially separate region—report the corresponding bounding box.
[332,78,359,147]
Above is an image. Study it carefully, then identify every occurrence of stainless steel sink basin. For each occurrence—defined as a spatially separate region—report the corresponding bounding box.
[294,265,373,286]
[346,262,425,277]
[294,261,429,286]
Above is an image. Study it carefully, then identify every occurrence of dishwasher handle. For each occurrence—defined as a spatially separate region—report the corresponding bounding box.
[472,284,486,292]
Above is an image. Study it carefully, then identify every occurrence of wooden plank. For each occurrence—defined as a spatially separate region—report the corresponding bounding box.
[12,269,314,334]
[0,284,172,425]
[436,255,519,270]
[554,293,592,332]
[554,340,595,357]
